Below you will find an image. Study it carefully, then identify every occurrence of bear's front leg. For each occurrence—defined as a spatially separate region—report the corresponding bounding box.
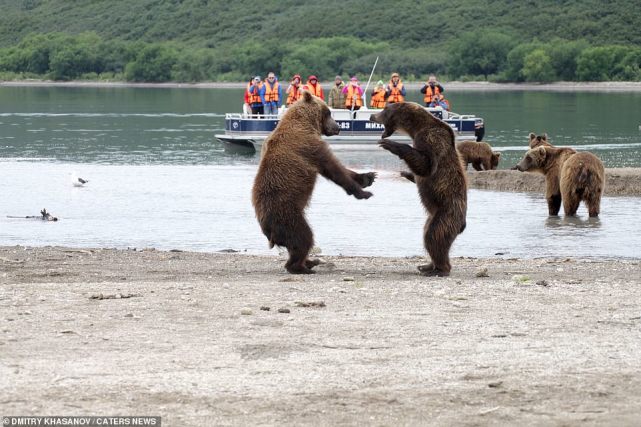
[351,171,377,188]
[316,146,373,199]
[379,139,434,177]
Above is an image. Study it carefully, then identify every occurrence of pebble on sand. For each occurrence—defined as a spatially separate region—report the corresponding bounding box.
[475,267,489,278]
[240,308,253,315]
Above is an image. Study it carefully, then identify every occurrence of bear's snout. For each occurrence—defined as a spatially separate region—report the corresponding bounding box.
[369,113,382,123]
[323,119,341,136]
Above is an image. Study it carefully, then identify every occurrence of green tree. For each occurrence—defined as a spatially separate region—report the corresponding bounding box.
[125,44,178,82]
[548,39,588,81]
[504,42,543,81]
[522,49,556,82]
[448,30,517,79]
[576,45,631,81]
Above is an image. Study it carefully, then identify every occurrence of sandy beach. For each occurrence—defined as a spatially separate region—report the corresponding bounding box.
[1,246,641,426]
[3,80,641,92]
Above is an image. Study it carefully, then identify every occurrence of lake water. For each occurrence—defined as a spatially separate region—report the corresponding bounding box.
[1,86,640,259]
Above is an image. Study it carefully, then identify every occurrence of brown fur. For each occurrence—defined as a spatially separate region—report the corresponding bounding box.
[514,146,604,217]
[529,132,552,149]
[456,141,501,171]
[370,102,467,277]
[252,91,376,274]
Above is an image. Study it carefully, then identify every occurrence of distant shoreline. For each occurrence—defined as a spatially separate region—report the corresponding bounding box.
[3,80,641,92]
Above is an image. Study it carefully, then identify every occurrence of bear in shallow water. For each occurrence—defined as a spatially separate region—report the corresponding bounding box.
[513,145,604,217]
[370,102,467,277]
[252,91,376,274]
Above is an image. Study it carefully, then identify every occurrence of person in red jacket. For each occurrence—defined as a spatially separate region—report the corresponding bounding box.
[302,75,324,101]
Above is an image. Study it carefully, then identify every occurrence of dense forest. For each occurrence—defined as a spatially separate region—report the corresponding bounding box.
[0,0,640,82]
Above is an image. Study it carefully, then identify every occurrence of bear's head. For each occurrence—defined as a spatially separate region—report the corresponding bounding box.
[491,151,501,169]
[288,91,340,136]
[369,101,446,140]
[529,132,551,149]
[514,146,548,172]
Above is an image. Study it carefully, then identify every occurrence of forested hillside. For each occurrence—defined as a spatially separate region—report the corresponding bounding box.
[1,0,640,82]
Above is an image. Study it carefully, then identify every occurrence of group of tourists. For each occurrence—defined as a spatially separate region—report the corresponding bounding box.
[243,72,450,115]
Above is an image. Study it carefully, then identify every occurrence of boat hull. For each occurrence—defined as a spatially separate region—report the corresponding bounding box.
[216,107,485,151]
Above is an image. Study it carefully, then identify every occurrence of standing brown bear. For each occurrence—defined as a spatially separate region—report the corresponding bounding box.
[514,146,605,217]
[252,91,376,274]
[456,141,501,171]
[370,102,467,277]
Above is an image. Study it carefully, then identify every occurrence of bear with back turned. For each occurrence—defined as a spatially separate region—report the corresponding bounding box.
[252,91,376,274]
[514,145,604,217]
[370,102,467,277]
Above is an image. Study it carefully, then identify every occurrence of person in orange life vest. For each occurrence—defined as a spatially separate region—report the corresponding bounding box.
[385,72,406,105]
[286,74,302,106]
[370,80,387,109]
[247,75,264,115]
[420,74,445,106]
[302,75,324,101]
[428,92,450,110]
[341,76,363,118]
[262,72,282,116]
[243,77,253,115]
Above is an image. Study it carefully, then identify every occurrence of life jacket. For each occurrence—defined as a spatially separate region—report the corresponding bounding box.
[247,82,263,105]
[286,84,301,105]
[423,84,441,104]
[344,85,363,108]
[244,83,251,104]
[370,88,386,108]
[303,81,324,100]
[263,80,280,103]
[387,81,405,103]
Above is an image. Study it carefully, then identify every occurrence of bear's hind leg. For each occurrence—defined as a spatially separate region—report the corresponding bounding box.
[422,214,458,277]
[284,216,315,274]
[562,185,581,216]
[585,189,602,217]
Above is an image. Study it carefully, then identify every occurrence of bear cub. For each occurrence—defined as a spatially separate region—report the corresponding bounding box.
[456,141,501,171]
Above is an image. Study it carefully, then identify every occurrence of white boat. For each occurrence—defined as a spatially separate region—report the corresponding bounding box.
[215,106,485,151]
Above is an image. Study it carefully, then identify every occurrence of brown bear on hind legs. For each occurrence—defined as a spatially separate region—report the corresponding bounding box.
[456,141,501,171]
[252,91,376,274]
[513,146,604,217]
[370,102,467,277]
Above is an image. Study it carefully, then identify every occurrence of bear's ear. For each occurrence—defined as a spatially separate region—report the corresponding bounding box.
[302,90,313,103]
[529,132,536,139]
[542,133,548,140]
[538,146,546,156]
[494,151,501,157]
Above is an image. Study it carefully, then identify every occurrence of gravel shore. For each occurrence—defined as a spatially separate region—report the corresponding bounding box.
[2,246,641,426]
[467,168,641,196]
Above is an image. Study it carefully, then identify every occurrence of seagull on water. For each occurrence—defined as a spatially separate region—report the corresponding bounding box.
[70,172,89,187]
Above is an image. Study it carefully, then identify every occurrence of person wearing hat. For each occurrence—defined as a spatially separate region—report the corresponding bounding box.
[420,74,445,107]
[341,76,363,116]
[385,72,406,105]
[370,80,387,109]
[327,75,346,109]
[247,75,264,115]
[302,75,324,101]
[286,74,302,106]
